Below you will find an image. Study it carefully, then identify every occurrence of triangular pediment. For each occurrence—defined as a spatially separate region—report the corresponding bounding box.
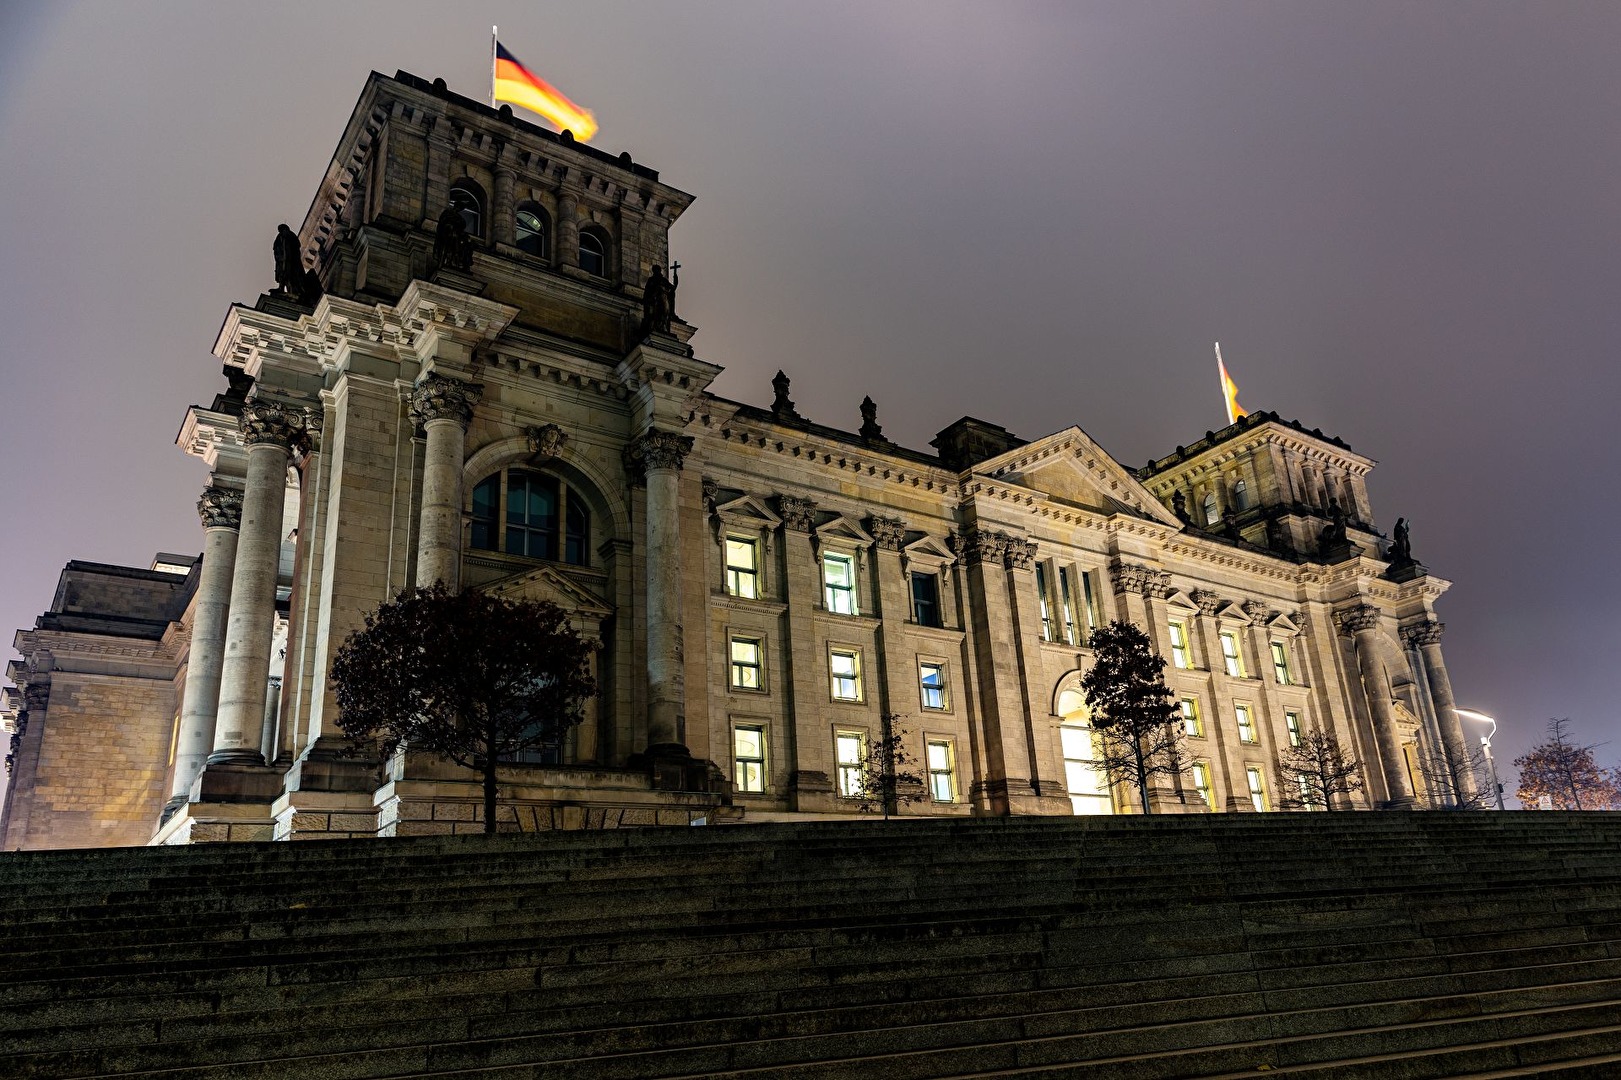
[1270,611,1302,634]
[1165,590,1199,614]
[1215,600,1249,622]
[815,514,874,546]
[974,428,1180,525]
[714,493,781,528]
[903,534,955,562]
[478,564,612,620]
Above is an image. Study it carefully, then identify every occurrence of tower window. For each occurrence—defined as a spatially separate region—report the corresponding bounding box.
[449,181,484,239]
[469,469,591,567]
[1232,478,1251,510]
[515,203,549,258]
[578,230,607,277]
[1203,491,1220,525]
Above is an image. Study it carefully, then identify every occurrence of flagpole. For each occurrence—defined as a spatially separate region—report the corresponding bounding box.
[1215,342,1234,425]
[490,26,498,107]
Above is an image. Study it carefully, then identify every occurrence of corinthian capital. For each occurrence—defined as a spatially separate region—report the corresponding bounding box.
[1003,537,1038,572]
[410,374,482,427]
[954,528,1008,568]
[777,495,818,532]
[868,515,906,551]
[239,401,308,449]
[1337,603,1383,635]
[1111,559,1170,599]
[1400,620,1444,648]
[627,429,695,473]
[197,486,244,530]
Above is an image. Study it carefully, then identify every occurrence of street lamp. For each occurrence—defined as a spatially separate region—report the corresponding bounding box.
[1455,708,1507,811]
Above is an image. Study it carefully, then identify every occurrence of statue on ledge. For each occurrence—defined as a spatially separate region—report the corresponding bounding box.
[273,224,323,306]
[1171,490,1188,522]
[639,263,679,338]
[1390,517,1413,565]
[859,395,885,441]
[771,369,803,423]
[1318,498,1349,547]
[433,205,473,272]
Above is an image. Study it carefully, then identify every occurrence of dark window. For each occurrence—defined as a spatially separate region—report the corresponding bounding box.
[515,204,549,258]
[471,474,500,550]
[449,181,484,239]
[911,571,942,628]
[507,473,559,560]
[565,495,589,565]
[469,469,592,567]
[578,231,606,277]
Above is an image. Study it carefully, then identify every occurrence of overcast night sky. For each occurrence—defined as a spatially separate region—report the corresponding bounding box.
[2,1,1618,798]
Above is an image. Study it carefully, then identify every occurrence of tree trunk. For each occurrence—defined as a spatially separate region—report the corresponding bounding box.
[1134,734,1151,815]
[483,753,499,834]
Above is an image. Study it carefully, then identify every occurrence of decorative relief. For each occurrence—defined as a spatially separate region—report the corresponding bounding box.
[23,682,50,713]
[239,401,309,450]
[409,374,483,427]
[526,423,568,462]
[1110,560,1172,599]
[701,476,720,513]
[197,486,244,530]
[953,528,1008,568]
[1337,604,1382,635]
[1192,589,1224,617]
[867,515,906,551]
[1003,538,1038,571]
[777,495,819,532]
[1242,599,1273,624]
[624,429,694,474]
[1400,620,1444,648]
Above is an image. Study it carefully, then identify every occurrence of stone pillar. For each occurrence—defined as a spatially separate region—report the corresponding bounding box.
[960,528,1037,814]
[1003,538,1068,809]
[259,677,282,767]
[780,496,833,810]
[164,486,242,815]
[627,429,694,754]
[868,515,911,724]
[1340,604,1415,808]
[1403,620,1478,802]
[210,402,305,766]
[410,374,482,588]
[492,165,516,247]
[557,188,580,270]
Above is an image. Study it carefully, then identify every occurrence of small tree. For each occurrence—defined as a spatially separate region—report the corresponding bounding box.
[1416,741,1494,811]
[1514,718,1621,811]
[853,714,927,819]
[1081,620,1184,815]
[1276,729,1364,811]
[330,585,597,833]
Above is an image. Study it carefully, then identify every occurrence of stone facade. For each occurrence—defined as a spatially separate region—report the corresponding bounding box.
[1,69,1480,848]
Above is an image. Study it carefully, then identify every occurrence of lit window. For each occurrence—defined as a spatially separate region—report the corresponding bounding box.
[1219,632,1244,677]
[919,662,947,710]
[830,649,862,701]
[449,181,484,238]
[926,740,955,802]
[470,470,592,567]
[578,231,607,277]
[910,571,941,628]
[1168,621,1191,669]
[1060,724,1109,815]
[1246,765,1268,812]
[1236,703,1257,744]
[515,203,549,258]
[1271,640,1292,685]
[725,538,758,599]
[823,553,857,615]
[1081,570,1100,636]
[1233,478,1250,510]
[1285,711,1302,748]
[1297,774,1317,810]
[729,636,763,690]
[1203,491,1220,525]
[1180,697,1202,737]
[1192,761,1214,809]
[1035,564,1054,641]
[734,725,765,793]
[836,732,865,797]
[1058,567,1078,645]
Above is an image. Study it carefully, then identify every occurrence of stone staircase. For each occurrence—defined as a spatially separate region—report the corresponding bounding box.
[3,813,1621,1079]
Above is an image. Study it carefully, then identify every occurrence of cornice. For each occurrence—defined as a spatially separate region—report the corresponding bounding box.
[697,409,961,498]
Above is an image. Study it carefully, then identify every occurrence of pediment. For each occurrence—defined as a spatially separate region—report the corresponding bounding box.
[714,493,781,529]
[478,564,613,620]
[815,514,874,546]
[903,534,955,562]
[1268,611,1302,634]
[1215,600,1249,622]
[1164,590,1199,614]
[974,428,1180,525]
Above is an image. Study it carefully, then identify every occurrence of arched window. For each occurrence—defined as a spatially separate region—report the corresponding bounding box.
[1232,478,1250,511]
[1202,491,1220,525]
[469,469,591,566]
[578,230,607,278]
[449,180,485,239]
[515,203,549,259]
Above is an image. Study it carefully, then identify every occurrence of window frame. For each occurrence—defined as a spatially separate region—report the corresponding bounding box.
[822,552,858,616]
[514,202,550,259]
[1235,701,1258,744]
[1246,764,1268,812]
[1285,710,1303,748]
[728,634,765,693]
[835,730,866,798]
[725,536,760,599]
[829,646,864,703]
[1270,640,1292,685]
[1191,761,1215,810]
[733,723,766,793]
[468,468,592,568]
[1168,620,1192,669]
[1035,563,1055,641]
[577,228,609,278]
[1058,566,1079,645]
[1219,631,1244,677]
[449,180,485,239]
[910,570,942,628]
[926,738,956,803]
[1180,696,1203,738]
[918,659,949,711]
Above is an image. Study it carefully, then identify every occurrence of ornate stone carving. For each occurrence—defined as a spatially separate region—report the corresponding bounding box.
[701,476,720,513]
[239,400,309,450]
[1400,620,1444,648]
[955,529,1008,568]
[526,423,568,462]
[197,486,244,530]
[771,370,803,423]
[859,396,885,442]
[777,495,818,532]
[868,515,906,551]
[22,682,50,713]
[1337,603,1383,636]
[1110,560,1171,599]
[410,374,482,427]
[1192,589,1224,617]
[1003,537,1038,571]
[1242,599,1273,624]
[627,429,694,473]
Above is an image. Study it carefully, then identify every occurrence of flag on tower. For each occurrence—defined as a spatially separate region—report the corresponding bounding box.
[1215,342,1247,425]
[492,38,599,142]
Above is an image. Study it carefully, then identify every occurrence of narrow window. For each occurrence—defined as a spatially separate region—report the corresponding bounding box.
[836,732,865,797]
[733,725,765,793]
[1219,632,1243,677]
[578,231,606,277]
[1058,567,1078,645]
[1285,711,1302,748]
[1233,478,1250,510]
[449,181,484,238]
[823,553,857,615]
[1168,621,1191,669]
[725,537,759,599]
[515,204,549,258]
[919,662,947,710]
[1035,563,1054,641]
[1297,774,1317,810]
[926,740,955,802]
[1192,762,1214,809]
[1271,640,1292,685]
[1203,491,1220,525]
[564,494,589,566]
[470,474,500,551]
[830,649,862,701]
[1236,702,1257,744]
[1180,697,1202,737]
[1246,765,1268,812]
[1061,724,1109,815]
[1081,570,1100,637]
[910,571,941,628]
[729,636,763,690]
[506,472,559,560]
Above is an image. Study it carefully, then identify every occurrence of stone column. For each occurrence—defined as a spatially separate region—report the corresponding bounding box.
[210,402,305,766]
[1340,604,1415,808]
[492,165,516,247]
[557,188,580,270]
[628,429,694,754]
[164,485,242,815]
[868,516,911,723]
[1403,620,1477,802]
[411,374,482,588]
[960,529,1037,814]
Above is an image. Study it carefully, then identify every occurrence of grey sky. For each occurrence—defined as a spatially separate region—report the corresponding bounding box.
[3,1,1618,793]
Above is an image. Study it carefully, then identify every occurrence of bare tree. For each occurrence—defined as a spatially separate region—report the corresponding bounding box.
[1276,729,1365,811]
[1082,621,1185,815]
[853,714,927,819]
[1416,740,1494,810]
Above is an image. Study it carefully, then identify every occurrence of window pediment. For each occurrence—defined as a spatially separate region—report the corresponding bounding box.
[815,514,874,549]
[902,534,956,574]
[713,493,782,531]
[480,564,612,621]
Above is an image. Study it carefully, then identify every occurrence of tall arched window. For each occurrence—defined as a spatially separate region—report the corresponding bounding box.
[578,230,607,278]
[449,180,485,239]
[469,469,591,566]
[1232,478,1251,511]
[1202,491,1220,525]
[515,203,549,259]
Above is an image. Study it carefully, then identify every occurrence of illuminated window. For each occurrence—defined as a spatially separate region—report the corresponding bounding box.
[911,571,941,628]
[733,725,765,793]
[927,740,956,802]
[729,636,763,691]
[823,553,857,615]
[449,180,484,238]
[725,538,758,599]
[1271,640,1292,685]
[836,731,865,797]
[1035,563,1054,641]
[1219,632,1244,677]
[1203,491,1220,525]
[515,203,549,258]
[1180,697,1202,738]
[578,230,607,277]
[1285,711,1303,748]
[1081,570,1100,637]
[1058,567,1079,645]
[470,470,592,567]
[1297,774,1317,810]
[830,649,862,701]
[1246,765,1268,812]
[919,662,947,710]
[1191,761,1214,809]
[1061,724,1110,815]
[1236,702,1258,744]
[1168,621,1191,669]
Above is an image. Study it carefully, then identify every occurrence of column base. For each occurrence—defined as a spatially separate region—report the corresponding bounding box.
[194,760,283,804]
[272,788,381,841]
[1378,796,1418,810]
[788,770,837,813]
[149,799,278,846]
[972,778,1074,817]
[206,747,268,767]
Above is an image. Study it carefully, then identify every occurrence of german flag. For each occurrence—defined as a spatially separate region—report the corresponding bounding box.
[493,42,598,142]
